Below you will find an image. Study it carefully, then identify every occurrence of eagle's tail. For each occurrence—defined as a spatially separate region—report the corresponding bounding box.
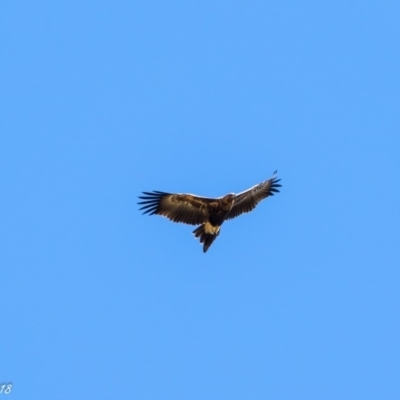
[193,225,219,253]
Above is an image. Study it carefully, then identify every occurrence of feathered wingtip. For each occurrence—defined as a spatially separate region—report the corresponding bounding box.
[269,170,282,195]
[138,191,168,215]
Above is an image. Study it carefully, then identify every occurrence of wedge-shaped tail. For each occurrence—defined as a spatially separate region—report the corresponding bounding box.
[192,224,219,253]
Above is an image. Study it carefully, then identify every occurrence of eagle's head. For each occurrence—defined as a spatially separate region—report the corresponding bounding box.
[221,193,236,210]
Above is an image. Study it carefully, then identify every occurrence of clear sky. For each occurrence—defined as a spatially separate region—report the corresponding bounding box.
[2,1,400,399]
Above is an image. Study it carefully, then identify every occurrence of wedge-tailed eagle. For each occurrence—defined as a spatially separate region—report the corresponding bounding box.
[138,171,281,252]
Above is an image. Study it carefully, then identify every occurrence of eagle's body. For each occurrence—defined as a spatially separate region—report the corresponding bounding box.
[138,172,281,252]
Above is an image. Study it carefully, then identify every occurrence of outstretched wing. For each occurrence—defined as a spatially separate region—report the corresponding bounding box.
[138,191,215,225]
[226,172,281,220]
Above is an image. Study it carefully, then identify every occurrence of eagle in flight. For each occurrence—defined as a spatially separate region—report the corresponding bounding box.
[138,171,281,252]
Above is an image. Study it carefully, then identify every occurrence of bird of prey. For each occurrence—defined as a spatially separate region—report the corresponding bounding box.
[138,171,281,252]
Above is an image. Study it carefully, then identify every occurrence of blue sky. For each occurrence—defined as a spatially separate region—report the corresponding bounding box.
[2,1,400,399]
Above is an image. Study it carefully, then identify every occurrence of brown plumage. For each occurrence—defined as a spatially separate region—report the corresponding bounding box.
[138,171,281,252]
